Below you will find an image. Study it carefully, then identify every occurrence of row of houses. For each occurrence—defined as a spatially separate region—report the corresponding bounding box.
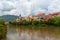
[16,13,45,21]
[44,12,60,21]
[16,12,60,22]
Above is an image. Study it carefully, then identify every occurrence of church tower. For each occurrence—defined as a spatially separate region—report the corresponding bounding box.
[19,14,21,18]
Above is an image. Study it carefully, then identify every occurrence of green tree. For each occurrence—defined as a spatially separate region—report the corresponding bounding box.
[0,19,5,25]
[53,17,60,26]
[0,19,7,39]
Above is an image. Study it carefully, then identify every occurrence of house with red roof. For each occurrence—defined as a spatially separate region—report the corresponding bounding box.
[43,14,53,22]
[29,13,45,20]
[15,12,60,22]
[52,12,60,17]
[37,13,45,20]
[43,12,60,22]
[25,13,45,21]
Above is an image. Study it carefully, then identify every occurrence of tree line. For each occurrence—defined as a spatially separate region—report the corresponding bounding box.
[0,19,7,39]
[9,16,60,26]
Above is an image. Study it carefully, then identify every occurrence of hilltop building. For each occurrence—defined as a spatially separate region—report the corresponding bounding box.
[25,13,45,21]
[16,14,24,22]
[15,12,60,22]
[43,12,60,21]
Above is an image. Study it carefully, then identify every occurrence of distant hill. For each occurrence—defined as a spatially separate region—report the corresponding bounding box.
[0,15,18,22]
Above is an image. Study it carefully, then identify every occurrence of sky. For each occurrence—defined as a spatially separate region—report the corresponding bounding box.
[0,0,60,17]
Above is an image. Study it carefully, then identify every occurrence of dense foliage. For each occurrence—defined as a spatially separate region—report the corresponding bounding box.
[0,19,7,39]
[42,16,60,26]
[9,17,60,26]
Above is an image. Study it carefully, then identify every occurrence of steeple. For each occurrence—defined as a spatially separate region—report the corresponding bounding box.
[19,14,21,18]
[19,14,21,17]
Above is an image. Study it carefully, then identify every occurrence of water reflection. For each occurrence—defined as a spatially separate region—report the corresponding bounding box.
[7,26,60,40]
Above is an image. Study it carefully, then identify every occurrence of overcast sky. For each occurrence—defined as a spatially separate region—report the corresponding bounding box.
[0,0,60,17]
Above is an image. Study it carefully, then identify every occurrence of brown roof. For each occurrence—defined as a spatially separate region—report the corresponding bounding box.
[47,14,53,17]
[37,13,44,16]
[52,12,60,15]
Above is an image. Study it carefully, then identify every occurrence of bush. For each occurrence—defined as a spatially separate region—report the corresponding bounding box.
[0,19,7,39]
[45,16,60,26]
[53,17,60,26]
[46,19,54,25]
[9,17,60,26]
[0,19,5,25]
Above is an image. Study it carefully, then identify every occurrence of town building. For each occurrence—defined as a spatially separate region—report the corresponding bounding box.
[16,14,25,22]
[15,12,60,22]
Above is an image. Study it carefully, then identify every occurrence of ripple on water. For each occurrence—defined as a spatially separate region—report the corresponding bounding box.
[6,26,60,40]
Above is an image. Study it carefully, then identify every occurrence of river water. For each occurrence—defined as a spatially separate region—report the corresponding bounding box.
[4,26,60,40]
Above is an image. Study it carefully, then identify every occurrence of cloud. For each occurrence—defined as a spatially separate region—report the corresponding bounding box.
[0,0,16,16]
[0,0,49,16]
[0,2,15,11]
[0,0,60,17]
[48,0,60,13]
[0,0,51,16]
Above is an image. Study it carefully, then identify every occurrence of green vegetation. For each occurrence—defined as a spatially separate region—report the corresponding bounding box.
[0,19,7,39]
[9,20,41,26]
[52,17,60,26]
[46,16,60,26]
[9,17,60,27]
[9,20,46,26]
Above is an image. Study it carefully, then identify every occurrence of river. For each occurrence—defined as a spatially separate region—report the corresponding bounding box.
[3,26,60,40]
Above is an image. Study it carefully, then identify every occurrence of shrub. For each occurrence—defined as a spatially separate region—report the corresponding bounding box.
[53,17,60,26]
[0,19,7,39]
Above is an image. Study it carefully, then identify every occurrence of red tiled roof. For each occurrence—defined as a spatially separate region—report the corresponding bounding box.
[44,14,52,22]
[47,14,52,17]
[52,12,60,15]
[37,13,44,16]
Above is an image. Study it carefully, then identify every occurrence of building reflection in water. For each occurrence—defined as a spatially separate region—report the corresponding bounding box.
[7,26,60,40]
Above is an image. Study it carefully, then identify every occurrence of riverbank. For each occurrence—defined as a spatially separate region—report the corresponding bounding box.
[8,25,60,36]
[9,23,60,27]
[0,20,7,40]
[5,25,60,40]
[9,16,60,27]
